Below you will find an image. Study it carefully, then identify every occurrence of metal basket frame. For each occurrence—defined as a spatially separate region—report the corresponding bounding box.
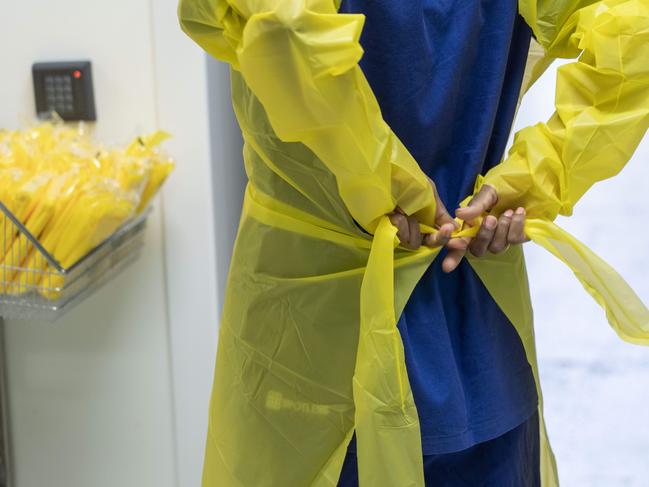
[0,201,150,320]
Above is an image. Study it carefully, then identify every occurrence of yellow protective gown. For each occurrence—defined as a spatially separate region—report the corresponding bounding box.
[178,0,649,485]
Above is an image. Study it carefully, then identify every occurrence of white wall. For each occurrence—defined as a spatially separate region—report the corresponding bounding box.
[0,1,242,486]
[516,62,649,486]
[150,2,244,485]
[0,0,177,484]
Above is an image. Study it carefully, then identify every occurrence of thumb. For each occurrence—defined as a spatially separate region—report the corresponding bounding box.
[455,184,498,222]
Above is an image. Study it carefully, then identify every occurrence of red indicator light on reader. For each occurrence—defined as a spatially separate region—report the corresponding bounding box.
[73,70,82,79]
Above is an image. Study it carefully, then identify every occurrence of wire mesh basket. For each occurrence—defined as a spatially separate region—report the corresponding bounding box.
[0,201,150,321]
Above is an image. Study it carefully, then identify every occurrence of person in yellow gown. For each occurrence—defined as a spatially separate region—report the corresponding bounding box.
[178,0,649,485]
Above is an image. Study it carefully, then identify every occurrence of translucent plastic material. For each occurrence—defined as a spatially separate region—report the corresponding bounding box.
[486,1,649,220]
[0,122,174,298]
[179,0,649,485]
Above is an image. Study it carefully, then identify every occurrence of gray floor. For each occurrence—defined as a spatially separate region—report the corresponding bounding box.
[516,61,649,487]
[526,158,649,486]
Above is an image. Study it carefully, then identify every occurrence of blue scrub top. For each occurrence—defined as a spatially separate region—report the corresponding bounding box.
[339,0,539,455]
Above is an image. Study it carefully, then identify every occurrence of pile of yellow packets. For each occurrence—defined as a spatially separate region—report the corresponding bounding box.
[0,122,174,298]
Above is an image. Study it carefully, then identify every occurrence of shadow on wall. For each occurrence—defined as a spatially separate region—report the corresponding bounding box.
[206,56,246,311]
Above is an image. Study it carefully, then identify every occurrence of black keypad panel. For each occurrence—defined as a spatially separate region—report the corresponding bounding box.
[44,74,75,115]
[33,61,96,122]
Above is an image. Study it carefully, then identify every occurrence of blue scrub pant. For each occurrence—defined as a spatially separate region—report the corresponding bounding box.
[337,410,540,487]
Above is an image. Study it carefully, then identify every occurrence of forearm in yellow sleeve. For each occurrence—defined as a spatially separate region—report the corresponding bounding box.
[480,0,649,220]
[179,0,437,233]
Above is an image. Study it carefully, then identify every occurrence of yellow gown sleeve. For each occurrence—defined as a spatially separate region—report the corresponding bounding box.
[178,0,437,233]
[479,0,649,220]
[466,0,649,346]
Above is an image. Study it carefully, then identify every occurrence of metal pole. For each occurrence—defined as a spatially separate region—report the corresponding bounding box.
[0,319,11,487]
